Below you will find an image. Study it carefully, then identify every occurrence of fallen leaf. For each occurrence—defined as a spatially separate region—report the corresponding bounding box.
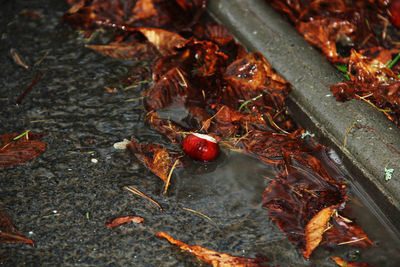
[105,216,144,228]
[0,131,47,168]
[0,209,34,245]
[156,232,269,267]
[304,206,335,258]
[127,138,181,183]
[331,256,375,267]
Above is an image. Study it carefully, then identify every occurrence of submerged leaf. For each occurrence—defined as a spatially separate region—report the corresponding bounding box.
[156,232,269,267]
[0,209,34,245]
[331,256,375,267]
[0,131,47,168]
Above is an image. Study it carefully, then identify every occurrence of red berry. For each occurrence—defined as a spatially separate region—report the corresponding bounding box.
[182,133,219,162]
[391,0,400,29]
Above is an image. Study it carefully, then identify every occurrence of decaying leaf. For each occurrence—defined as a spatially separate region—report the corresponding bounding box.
[105,216,144,228]
[63,0,207,35]
[323,212,374,249]
[126,138,181,183]
[331,49,400,126]
[266,0,400,127]
[331,256,375,267]
[0,131,47,168]
[156,232,269,267]
[0,209,34,245]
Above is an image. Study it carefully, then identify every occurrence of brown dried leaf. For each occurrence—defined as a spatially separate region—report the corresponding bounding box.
[330,49,400,126]
[223,52,291,111]
[0,209,34,245]
[134,27,186,56]
[297,18,356,63]
[323,212,374,249]
[105,216,144,228]
[0,131,47,168]
[127,138,181,183]
[156,232,269,267]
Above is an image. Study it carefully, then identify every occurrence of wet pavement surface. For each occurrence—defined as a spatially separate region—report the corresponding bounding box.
[1,1,400,266]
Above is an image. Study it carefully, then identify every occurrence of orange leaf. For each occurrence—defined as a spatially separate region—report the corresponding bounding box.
[331,256,375,267]
[156,232,269,267]
[304,206,335,258]
[134,27,186,56]
[105,216,144,228]
[127,138,181,183]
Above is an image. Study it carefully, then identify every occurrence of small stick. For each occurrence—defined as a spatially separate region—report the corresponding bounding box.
[15,72,42,105]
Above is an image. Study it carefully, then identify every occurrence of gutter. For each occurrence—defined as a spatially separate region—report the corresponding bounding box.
[207,0,400,232]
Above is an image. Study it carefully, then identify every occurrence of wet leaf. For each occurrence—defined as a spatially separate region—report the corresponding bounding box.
[323,212,374,249]
[133,27,186,56]
[156,232,270,267]
[331,256,375,267]
[126,138,181,183]
[0,209,34,245]
[330,49,400,126]
[63,0,207,34]
[86,40,158,60]
[304,206,335,258]
[105,216,144,228]
[0,131,47,168]
[266,0,400,127]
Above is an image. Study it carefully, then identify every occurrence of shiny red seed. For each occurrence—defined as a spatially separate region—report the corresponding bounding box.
[182,133,219,162]
[391,0,400,29]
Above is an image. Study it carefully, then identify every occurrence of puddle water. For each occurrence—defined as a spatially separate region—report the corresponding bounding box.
[169,147,400,266]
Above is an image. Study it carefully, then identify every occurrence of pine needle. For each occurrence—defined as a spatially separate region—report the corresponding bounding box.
[337,237,366,246]
[238,94,263,112]
[343,121,357,149]
[163,159,179,195]
[182,207,218,228]
[124,185,163,210]
[13,130,31,141]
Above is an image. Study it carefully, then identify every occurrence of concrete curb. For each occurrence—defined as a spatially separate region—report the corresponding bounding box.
[207,0,400,231]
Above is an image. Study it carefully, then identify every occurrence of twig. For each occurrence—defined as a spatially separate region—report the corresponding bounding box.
[124,185,163,210]
[15,72,42,105]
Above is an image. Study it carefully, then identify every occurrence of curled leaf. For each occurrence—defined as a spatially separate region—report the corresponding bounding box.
[127,138,181,183]
[156,232,269,266]
[105,216,144,228]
